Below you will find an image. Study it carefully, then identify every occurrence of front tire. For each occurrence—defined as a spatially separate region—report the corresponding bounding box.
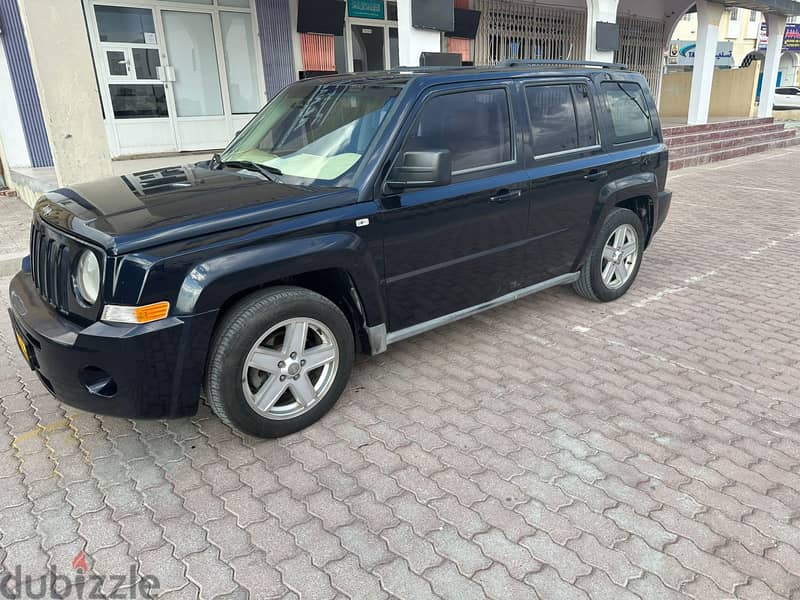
[573,208,645,302]
[206,286,354,438]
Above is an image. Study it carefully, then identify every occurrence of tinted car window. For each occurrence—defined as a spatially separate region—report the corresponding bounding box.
[526,84,597,156]
[405,88,512,173]
[602,81,652,143]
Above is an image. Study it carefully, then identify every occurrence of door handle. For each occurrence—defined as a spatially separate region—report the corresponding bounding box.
[583,170,608,182]
[488,189,522,204]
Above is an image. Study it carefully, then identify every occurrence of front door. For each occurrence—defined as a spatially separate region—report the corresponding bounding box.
[379,85,529,332]
[88,1,264,157]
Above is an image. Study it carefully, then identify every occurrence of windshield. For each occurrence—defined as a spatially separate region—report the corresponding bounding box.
[221,81,403,186]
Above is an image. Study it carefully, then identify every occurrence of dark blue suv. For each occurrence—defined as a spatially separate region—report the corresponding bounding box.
[9,62,671,438]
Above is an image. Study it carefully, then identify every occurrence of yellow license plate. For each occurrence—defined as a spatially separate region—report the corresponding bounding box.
[15,332,30,363]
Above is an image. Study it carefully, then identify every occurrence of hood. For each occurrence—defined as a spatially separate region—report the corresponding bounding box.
[36,163,358,255]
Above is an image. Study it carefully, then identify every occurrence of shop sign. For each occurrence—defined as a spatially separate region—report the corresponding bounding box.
[667,40,734,67]
[758,23,800,52]
[349,0,384,19]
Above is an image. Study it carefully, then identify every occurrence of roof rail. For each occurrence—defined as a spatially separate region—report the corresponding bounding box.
[499,59,628,70]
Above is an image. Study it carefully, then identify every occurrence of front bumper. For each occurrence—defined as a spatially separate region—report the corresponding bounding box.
[8,271,217,419]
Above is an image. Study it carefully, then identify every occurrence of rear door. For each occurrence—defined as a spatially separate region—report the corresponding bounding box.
[377,83,530,332]
[521,78,608,281]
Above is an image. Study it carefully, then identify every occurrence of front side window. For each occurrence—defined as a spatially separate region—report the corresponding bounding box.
[602,81,653,144]
[526,83,598,157]
[222,81,403,185]
[404,88,513,173]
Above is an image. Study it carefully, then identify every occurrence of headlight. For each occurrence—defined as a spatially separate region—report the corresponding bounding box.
[75,250,101,305]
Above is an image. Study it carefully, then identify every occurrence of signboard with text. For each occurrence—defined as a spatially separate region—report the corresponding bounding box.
[348,0,384,19]
[759,23,800,52]
[667,40,734,67]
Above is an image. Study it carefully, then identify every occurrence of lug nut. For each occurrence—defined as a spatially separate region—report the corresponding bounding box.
[300,360,306,366]
[293,375,300,380]
[290,352,297,359]
[280,375,286,381]
[278,361,285,368]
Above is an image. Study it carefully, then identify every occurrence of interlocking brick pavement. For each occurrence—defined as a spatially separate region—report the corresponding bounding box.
[3,146,800,599]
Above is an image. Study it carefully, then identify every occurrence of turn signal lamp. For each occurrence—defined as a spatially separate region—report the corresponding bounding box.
[102,301,170,324]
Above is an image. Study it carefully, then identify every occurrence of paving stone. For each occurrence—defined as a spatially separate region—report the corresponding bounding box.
[3,150,800,600]
[277,552,337,600]
[474,528,541,579]
[325,554,388,600]
[520,530,591,584]
[382,522,442,575]
[374,557,438,600]
[426,560,487,600]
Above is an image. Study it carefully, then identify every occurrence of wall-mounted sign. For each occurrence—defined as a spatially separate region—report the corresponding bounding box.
[348,0,384,19]
[667,40,734,67]
[759,23,800,52]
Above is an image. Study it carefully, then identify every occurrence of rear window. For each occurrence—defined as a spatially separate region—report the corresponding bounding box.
[602,81,653,144]
[525,83,598,157]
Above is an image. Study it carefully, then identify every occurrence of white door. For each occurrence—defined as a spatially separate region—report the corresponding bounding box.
[91,3,177,156]
[88,1,265,157]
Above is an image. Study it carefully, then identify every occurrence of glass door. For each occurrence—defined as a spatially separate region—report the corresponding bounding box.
[92,4,177,155]
[160,9,229,150]
[88,1,265,157]
[350,23,385,72]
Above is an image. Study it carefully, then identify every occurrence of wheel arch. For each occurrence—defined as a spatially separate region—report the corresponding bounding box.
[174,233,387,355]
[214,268,376,355]
[575,174,658,271]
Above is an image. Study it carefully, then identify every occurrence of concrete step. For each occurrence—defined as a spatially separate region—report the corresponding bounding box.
[663,117,774,138]
[669,129,797,159]
[670,136,800,170]
[665,123,787,147]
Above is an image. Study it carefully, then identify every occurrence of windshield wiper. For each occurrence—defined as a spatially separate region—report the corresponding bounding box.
[211,156,283,181]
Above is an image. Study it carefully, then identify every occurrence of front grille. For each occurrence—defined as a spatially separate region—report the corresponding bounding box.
[30,219,73,313]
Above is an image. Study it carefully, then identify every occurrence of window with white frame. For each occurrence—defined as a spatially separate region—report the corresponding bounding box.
[726,7,741,38]
[746,10,761,39]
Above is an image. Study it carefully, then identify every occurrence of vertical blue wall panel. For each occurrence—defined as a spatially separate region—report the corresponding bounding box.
[255,0,297,100]
[0,0,53,167]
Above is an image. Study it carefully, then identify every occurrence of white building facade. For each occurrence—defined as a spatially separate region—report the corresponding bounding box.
[1,0,799,192]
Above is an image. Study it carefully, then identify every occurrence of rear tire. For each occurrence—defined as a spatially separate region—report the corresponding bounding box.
[573,208,645,302]
[206,286,354,438]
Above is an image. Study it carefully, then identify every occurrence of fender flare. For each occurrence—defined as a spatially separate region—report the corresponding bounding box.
[575,172,658,269]
[174,232,386,326]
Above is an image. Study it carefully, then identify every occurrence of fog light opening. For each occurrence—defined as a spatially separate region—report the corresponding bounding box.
[80,366,117,398]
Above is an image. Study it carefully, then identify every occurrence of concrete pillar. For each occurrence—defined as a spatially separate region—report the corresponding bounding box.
[585,0,619,63]
[758,13,788,118]
[397,0,441,67]
[687,0,725,125]
[16,0,113,185]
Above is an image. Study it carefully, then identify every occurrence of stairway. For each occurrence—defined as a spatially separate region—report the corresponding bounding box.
[664,117,800,170]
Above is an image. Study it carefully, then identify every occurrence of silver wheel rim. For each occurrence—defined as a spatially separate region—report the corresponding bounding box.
[241,317,339,420]
[601,224,639,290]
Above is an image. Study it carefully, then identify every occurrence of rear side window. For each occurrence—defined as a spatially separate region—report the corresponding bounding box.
[525,84,598,157]
[602,81,653,144]
[404,88,513,173]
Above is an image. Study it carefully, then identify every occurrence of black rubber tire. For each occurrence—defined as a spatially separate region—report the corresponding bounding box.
[573,208,645,302]
[205,286,354,438]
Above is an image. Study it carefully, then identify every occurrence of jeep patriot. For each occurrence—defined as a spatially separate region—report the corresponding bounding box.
[8,62,671,437]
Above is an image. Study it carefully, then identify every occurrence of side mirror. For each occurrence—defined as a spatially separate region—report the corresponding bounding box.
[386,150,452,190]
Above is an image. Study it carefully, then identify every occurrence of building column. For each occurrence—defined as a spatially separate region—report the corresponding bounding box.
[16,0,112,186]
[585,0,619,63]
[758,13,788,118]
[397,0,441,67]
[687,0,725,125]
